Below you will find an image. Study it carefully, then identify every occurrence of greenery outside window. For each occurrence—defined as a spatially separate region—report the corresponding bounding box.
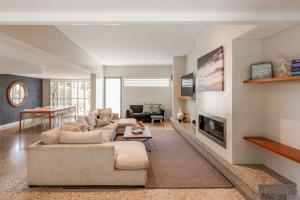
[50,80,91,116]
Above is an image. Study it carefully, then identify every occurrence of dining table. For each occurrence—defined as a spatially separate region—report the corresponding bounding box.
[19,106,76,131]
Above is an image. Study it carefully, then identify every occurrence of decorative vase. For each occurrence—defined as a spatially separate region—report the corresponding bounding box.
[176,108,184,122]
[278,57,290,77]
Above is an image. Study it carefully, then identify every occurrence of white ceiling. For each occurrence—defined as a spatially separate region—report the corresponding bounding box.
[1,0,300,13]
[0,32,91,79]
[0,25,102,72]
[57,24,203,66]
[0,0,300,24]
[0,22,298,79]
[0,0,300,78]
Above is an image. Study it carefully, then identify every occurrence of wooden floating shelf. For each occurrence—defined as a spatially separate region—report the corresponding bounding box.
[177,96,195,100]
[244,136,300,164]
[243,76,300,84]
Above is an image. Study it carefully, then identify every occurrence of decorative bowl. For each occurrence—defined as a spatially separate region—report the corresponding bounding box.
[131,129,143,134]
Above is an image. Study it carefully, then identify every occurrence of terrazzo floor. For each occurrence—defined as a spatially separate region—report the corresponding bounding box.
[0,123,245,200]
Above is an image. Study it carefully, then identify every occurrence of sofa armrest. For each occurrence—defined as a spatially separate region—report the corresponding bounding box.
[160,108,165,117]
[126,109,132,118]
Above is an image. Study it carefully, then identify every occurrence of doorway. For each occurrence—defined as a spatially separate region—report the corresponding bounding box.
[104,77,122,117]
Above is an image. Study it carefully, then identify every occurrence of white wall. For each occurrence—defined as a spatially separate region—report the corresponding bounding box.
[183,24,299,199]
[90,73,97,110]
[185,25,254,163]
[231,40,264,164]
[260,25,300,200]
[91,65,104,110]
[104,65,172,119]
[172,56,186,118]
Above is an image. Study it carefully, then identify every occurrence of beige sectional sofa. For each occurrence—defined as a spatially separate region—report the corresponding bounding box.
[27,109,149,186]
[28,141,149,186]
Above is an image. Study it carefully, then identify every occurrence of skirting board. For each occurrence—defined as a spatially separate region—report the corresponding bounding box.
[0,119,41,130]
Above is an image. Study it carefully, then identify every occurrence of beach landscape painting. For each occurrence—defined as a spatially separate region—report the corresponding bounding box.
[197,46,224,92]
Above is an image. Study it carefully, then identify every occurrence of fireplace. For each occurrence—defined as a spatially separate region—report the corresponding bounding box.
[198,113,226,148]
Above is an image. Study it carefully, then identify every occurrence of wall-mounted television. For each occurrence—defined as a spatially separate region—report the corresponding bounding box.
[181,73,194,97]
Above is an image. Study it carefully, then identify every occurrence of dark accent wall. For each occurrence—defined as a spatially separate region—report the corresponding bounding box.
[0,74,42,125]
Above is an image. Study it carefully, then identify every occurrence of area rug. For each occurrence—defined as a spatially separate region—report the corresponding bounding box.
[116,127,233,188]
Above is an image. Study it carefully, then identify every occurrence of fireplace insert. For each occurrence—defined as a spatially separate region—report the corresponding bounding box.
[198,113,226,148]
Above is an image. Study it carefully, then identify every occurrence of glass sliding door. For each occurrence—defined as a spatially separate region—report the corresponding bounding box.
[105,77,122,117]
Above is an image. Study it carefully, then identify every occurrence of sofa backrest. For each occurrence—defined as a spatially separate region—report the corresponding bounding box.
[28,141,116,174]
[130,105,143,113]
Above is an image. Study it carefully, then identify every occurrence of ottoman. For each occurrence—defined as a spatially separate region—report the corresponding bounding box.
[151,115,164,126]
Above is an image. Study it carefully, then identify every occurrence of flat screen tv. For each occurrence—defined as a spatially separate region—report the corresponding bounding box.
[181,73,194,97]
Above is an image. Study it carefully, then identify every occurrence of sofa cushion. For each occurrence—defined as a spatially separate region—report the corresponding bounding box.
[87,126,94,131]
[142,104,152,113]
[101,130,115,142]
[116,118,137,128]
[130,105,143,113]
[89,110,99,118]
[98,108,113,122]
[59,130,103,144]
[76,117,89,127]
[151,104,161,113]
[130,113,150,118]
[41,128,61,144]
[61,124,82,132]
[63,122,88,132]
[96,118,110,127]
[96,123,118,131]
[85,113,97,128]
[110,141,149,170]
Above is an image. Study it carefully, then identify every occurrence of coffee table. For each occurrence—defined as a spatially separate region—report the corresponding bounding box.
[123,126,152,151]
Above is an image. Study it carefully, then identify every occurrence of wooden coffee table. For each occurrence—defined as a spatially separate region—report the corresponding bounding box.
[123,126,152,151]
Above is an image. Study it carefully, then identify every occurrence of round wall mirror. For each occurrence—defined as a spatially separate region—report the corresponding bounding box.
[7,81,28,107]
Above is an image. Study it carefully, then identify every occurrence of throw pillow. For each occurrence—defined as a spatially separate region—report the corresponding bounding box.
[96,118,109,127]
[98,108,112,122]
[41,128,61,144]
[59,130,103,144]
[87,126,94,131]
[90,110,99,118]
[84,113,97,128]
[64,122,88,132]
[151,104,161,113]
[76,117,89,127]
[61,124,81,132]
[143,104,152,113]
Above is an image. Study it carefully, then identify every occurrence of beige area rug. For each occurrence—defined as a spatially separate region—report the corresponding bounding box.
[116,127,233,189]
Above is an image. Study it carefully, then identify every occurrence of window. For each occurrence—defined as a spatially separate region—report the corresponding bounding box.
[50,80,91,116]
[124,77,170,87]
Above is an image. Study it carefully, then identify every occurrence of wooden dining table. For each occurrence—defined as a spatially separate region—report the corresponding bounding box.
[19,106,76,131]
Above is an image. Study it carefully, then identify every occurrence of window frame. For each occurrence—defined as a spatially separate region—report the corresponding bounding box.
[123,77,170,88]
[50,80,91,116]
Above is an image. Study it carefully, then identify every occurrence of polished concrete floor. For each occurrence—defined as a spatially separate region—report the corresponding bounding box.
[0,123,244,200]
